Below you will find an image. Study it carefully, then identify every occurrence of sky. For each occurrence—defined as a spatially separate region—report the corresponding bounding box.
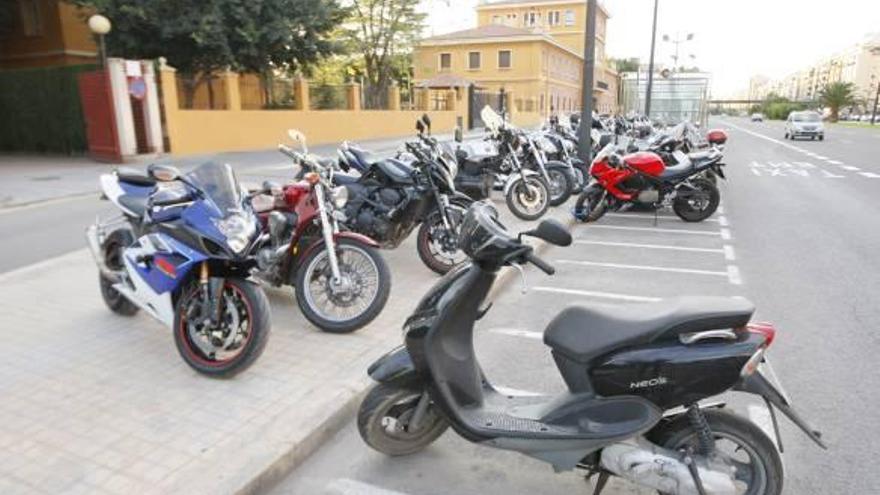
[422,0,880,97]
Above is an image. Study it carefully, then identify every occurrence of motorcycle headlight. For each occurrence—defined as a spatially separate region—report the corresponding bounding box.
[214,213,256,254]
[332,185,349,208]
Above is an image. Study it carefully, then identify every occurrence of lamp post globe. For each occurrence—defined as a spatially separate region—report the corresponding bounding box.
[88,14,111,35]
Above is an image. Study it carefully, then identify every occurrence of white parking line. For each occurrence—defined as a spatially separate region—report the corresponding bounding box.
[841,165,861,171]
[532,286,661,302]
[860,172,880,179]
[827,160,843,165]
[813,155,829,160]
[557,259,730,278]
[574,240,726,255]
[603,212,720,223]
[585,225,722,236]
[494,385,543,397]
[718,215,729,227]
[326,479,412,495]
[727,265,743,285]
[723,245,736,261]
[488,327,543,340]
[720,228,732,240]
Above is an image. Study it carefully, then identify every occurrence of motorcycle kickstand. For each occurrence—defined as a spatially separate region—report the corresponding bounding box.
[584,470,610,495]
[682,447,708,495]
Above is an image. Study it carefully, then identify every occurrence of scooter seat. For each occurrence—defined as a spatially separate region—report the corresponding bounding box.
[544,297,755,363]
[117,167,156,187]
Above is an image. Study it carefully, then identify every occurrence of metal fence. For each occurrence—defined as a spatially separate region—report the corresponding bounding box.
[620,72,711,127]
[309,84,348,110]
[239,76,297,110]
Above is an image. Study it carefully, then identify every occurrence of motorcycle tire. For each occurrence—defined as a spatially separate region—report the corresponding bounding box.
[546,164,574,207]
[505,176,550,221]
[573,183,608,222]
[416,201,469,275]
[99,228,139,316]
[174,277,271,378]
[651,409,783,495]
[673,178,720,222]
[358,383,449,457]
[295,238,391,334]
[570,159,589,194]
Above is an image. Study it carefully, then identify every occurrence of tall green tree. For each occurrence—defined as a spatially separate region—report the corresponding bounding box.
[345,0,424,108]
[610,57,640,73]
[819,81,856,122]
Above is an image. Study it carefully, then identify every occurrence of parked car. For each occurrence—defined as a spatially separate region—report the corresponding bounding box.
[785,111,824,141]
[751,113,764,122]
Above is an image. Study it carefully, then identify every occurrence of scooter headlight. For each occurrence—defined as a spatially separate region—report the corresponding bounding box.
[214,213,256,254]
[332,185,349,208]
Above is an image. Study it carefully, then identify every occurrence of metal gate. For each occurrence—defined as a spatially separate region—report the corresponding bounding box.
[467,84,507,129]
[78,69,121,162]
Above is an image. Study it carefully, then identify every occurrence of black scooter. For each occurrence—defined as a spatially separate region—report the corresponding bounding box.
[358,202,825,495]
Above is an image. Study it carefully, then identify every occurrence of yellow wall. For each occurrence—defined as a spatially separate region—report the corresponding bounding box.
[0,1,97,69]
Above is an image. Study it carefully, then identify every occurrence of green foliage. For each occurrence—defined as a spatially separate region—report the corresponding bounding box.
[754,92,807,120]
[0,65,97,154]
[819,82,856,122]
[611,58,640,73]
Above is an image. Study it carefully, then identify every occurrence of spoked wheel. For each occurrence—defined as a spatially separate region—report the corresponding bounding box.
[416,203,469,275]
[358,383,449,456]
[655,410,783,495]
[546,166,573,206]
[295,238,391,333]
[174,277,270,378]
[505,176,550,221]
[573,183,608,222]
[570,160,589,194]
[673,178,720,222]
[99,228,139,316]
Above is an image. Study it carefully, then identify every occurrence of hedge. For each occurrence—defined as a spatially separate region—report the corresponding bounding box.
[0,64,97,154]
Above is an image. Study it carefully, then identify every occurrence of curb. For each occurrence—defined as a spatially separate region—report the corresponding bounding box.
[0,191,98,213]
[246,212,580,494]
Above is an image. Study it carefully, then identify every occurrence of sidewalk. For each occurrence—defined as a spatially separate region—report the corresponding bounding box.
[0,199,571,495]
[0,129,482,209]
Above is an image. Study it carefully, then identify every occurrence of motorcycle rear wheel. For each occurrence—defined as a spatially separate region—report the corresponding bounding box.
[547,166,574,207]
[99,228,139,316]
[673,178,720,222]
[505,176,550,221]
[295,238,391,334]
[358,383,449,456]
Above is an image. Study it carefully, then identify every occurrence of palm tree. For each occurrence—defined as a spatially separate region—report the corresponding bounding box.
[819,82,857,122]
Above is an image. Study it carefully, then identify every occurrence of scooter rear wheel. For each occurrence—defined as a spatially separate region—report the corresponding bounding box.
[358,383,448,456]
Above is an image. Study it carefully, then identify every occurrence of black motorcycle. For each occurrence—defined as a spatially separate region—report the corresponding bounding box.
[332,117,472,275]
[358,202,826,495]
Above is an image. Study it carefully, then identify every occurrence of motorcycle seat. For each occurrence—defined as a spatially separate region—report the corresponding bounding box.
[333,173,360,185]
[543,297,755,363]
[659,161,695,179]
[117,167,156,187]
[348,146,377,169]
[118,194,149,217]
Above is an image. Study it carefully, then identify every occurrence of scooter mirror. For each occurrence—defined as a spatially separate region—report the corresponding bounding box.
[522,219,572,247]
[287,129,308,154]
[421,113,432,129]
[416,120,425,134]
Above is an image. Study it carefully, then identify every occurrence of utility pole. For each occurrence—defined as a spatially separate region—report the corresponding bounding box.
[872,79,880,125]
[644,0,659,117]
[577,0,598,162]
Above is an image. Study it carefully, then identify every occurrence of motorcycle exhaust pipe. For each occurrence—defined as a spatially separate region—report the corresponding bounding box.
[600,440,736,495]
[86,223,122,283]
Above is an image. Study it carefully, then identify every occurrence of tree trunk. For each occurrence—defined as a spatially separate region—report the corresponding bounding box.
[207,76,216,109]
[831,105,839,123]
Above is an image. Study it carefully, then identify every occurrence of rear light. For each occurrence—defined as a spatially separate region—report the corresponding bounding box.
[740,322,777,378]
[747,322,776,348]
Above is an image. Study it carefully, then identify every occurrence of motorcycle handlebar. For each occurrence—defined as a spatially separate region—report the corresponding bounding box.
[278,144,300,161]
[525,252,555,275]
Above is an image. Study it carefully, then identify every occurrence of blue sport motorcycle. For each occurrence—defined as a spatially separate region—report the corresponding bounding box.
[87,162,271,377]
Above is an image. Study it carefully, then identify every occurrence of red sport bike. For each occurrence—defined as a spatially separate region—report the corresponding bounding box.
[251,130,390,334]
[574,141,724,223]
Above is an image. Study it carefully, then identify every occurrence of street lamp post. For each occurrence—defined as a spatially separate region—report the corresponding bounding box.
[576,0,598,162]
[644,0,660,118]
[872,81,879,125]
[88,14,112,68]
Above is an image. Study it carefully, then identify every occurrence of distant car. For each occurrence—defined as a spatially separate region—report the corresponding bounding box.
[785,111,824,141]
[751,113,764,122]
[861,114,875,122]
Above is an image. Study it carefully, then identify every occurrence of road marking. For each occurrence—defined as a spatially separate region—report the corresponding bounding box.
[720,228,731,240]
[727,265,743,285]
[723,245,736,261]
[820,170,845,179]
[532,286,661,302]
[326,479,411,495]
[861,172,880,179]
[557,259,730,278]
[718,215,729,227]
[792,161,816,169]
[603,212,719,223]
[495,385,543,397]
[489,327,543,340]
[584,225,722,236]
[840,165,861,171]
[717,205,725,214]
[726,122,805,152]
[827,159,843,165]
[574,240,726,255]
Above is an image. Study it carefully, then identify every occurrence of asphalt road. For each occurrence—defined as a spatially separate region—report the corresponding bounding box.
[270,118,880,495]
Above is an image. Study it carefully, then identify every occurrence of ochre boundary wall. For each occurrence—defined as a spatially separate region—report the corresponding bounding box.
[159,64,466,156]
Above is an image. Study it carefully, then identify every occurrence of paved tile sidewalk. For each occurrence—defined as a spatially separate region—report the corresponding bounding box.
[0,199,569,494]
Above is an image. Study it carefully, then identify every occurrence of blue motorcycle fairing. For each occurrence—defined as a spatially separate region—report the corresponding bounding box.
[126,233,208,294]
[118,181,154,197]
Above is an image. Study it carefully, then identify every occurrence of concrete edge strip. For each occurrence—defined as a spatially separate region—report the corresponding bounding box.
[0,191,98,215]
[239,213,580,494]
[0,248,89,282]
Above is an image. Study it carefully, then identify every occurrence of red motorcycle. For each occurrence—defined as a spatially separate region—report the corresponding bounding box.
[574,141,722,223]
[252,130,390,334]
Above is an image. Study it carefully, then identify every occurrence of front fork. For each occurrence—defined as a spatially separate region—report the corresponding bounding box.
[200,262,225,327]
[314,185,342,283]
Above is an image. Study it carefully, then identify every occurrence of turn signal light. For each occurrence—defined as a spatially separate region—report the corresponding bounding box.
[304,172,320,185]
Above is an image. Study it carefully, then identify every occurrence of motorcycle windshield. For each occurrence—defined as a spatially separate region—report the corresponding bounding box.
[187,162,243,215]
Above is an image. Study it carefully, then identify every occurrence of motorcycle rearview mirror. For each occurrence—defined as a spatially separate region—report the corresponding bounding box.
[454,125,463,143]
[520,219,572,247]
[261,180,281,195]
[421,113,432,132]
[147,163,181,182]
[287,129,308,154]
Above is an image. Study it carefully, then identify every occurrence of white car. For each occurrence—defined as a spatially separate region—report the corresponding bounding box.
[785,111,824,141]
[750,113,764,122]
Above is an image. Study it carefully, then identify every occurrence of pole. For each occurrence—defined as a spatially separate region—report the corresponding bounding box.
[577,0,598,162]
[644,0,659,117]
[99,34,107,68]
[872,83,879,125]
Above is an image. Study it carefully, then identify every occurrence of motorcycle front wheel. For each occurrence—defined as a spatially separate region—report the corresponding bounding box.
[570,159,589,194]
[673,178,720,222]
[505,176,550,221]
[573,183,608,222]
[174,277,271,378]
[358,383,449,456]
[416,202,469,275]
[295,238,391,334]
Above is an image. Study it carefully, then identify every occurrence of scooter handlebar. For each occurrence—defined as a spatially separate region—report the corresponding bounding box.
[525,252,555,275]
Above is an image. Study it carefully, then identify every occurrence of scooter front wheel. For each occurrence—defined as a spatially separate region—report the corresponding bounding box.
[358,383,449,456]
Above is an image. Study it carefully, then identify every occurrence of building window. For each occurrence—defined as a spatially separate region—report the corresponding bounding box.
[439,53,451,71]
[18,0,42,37]
[468,51,481,70]
[526,11,541,27]
[498,50,512,69]
[491,15,502,25]
[564,10,575,26]
[548,11,561,26]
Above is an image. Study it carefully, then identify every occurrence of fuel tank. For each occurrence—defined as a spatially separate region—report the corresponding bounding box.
[590,332,764,409]
[623,152,665,177]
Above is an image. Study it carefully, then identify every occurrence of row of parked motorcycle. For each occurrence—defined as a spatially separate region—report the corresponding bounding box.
[85,108,827,495]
